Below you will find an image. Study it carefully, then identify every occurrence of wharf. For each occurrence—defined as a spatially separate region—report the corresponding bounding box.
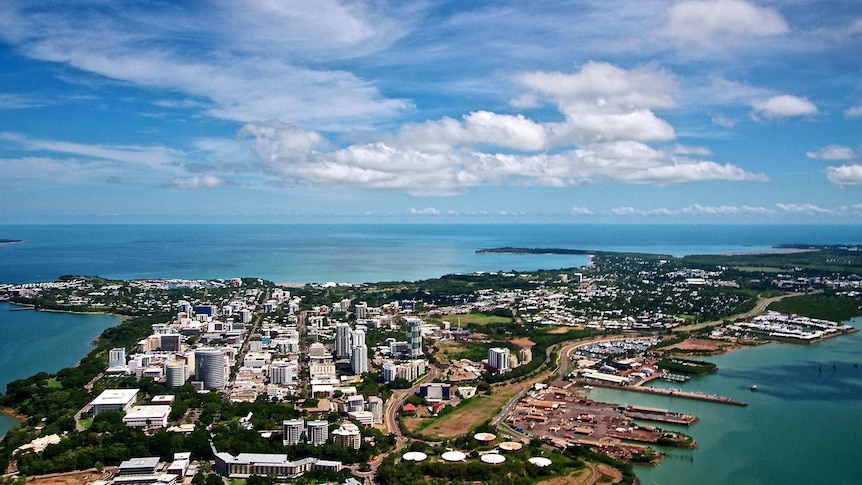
[589,381,747,406]
[624,407,698,425]
[9,304,36,311]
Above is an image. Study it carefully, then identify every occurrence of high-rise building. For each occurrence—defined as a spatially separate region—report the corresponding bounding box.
[382,362,397,383]
[334,323,352,359]
[282,419,304,446]
[194,348,226,389]
[351,344,368,375]
[354,302,368,320]
[306,420,329,446]
[367,396,383,424]
[269,361,296,385]
[165,360,188,388]
[488,347,511,373]
[109,348,126,368]
[351,329,365,348]
[406,318,423,359]
[160,334,182,352]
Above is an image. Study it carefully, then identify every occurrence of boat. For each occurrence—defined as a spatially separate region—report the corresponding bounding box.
[750,385,758,391]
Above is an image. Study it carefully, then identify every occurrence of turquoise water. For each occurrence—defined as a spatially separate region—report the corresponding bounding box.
[0,302,120,435]
[0,303,121,391]
[589,318,862,485]
[2,224,860,284]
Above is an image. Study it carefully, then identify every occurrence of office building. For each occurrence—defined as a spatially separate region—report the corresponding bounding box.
[165,360,188,388]
[334,323,352,359]
[367,396,383,424]
[351,344,368,375]
[195,348,226,389]
[406,318,423,358]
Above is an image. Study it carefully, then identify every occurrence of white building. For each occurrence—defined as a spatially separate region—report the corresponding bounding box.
[89,388,139,416]
[488,347,511,373]
[283,419,304,446]
[382,362,397,383]
[109,348,127,368]
[122,405,171,428]
[331,422,361,450]
[335,323,352,360]
[306,420,329,446]
[367,396,383,424]
[350,344,368,375]
[406,318,423,359]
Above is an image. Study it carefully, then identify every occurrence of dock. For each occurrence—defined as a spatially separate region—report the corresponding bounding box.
[624,406,698,425]
[589,381,747,406]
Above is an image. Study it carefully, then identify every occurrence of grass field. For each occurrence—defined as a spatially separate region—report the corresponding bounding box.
[419,392,512,438]
[431,312,512,326]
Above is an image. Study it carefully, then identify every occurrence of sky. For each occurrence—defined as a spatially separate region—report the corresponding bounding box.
[0,0,860,224]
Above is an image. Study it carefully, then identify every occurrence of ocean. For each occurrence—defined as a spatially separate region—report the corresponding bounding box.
[0,223,861,482]
[1,223,861,285]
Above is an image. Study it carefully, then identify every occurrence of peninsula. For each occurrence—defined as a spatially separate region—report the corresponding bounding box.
[0,246,860,485]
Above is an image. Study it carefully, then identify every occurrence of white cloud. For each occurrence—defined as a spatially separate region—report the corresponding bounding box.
[0,132,182,169]
[674,144,712,156]
[168,175,226,189]
[751,95,818,119]
[570,206,593,215]
[410,207,442,215]
[0,1,413,129]
[242,121,767,194]
[610,206,674,216]
[0,93,48,110]
[826,165,862,186]
[664,0,789,46]
[682,204,773,215]
[774,203,832,214]
[845,104,862,118]
[513,62,677,144]
[806,145,856,161]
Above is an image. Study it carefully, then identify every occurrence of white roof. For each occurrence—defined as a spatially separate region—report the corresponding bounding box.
[91,388,139,406]
[123,405,171,420]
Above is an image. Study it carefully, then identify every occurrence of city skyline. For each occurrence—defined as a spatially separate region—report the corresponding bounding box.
[0,1,860,224]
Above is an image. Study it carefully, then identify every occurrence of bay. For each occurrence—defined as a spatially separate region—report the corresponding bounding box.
[589,319,862,485]
[0,302,121,436]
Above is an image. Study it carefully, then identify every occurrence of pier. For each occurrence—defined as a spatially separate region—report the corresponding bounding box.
[589,381,747,406]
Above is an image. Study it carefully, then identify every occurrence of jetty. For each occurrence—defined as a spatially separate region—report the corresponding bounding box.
[623,405,698,425]
[589,381,747,406]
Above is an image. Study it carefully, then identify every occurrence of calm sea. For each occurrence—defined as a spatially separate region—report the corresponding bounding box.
[1,224,860,284]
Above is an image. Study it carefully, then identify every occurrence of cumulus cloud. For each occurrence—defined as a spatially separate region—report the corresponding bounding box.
[664,0,789,46]
[845,105,862,118]
[826,165,862,186]
[168,175,226,189]
[751,95,818,119]
[570,206,593,215]
[806,145,856,161]
[513,62,677,144]
[241,120,768,195]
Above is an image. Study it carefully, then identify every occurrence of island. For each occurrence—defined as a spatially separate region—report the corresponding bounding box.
[0,246,860,485]
[0,239,23,247]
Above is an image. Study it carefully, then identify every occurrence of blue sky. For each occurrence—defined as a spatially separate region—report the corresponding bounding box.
[0,0,860,224]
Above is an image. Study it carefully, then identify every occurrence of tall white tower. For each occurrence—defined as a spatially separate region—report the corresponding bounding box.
[194,348,226,389]
[335,323,352,359]
[407,318,423,359]
[109,348,126,368]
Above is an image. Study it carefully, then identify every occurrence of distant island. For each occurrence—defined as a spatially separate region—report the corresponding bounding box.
[0,239,23,246]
